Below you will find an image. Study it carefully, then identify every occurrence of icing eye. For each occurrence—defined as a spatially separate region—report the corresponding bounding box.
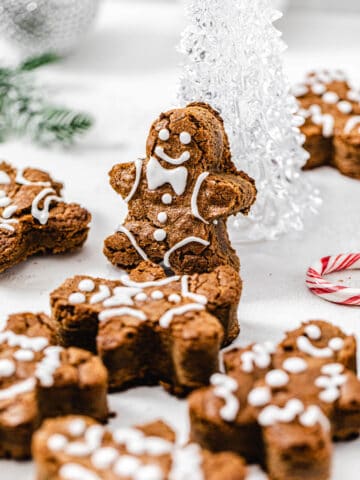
[179,131,191,145]
[158,129,170,141]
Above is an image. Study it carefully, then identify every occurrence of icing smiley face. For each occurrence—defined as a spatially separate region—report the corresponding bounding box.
[154,128,192,166]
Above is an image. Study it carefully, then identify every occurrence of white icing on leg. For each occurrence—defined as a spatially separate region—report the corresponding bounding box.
[181,275,207,304]
[191,172,209,224]
[344,116,360,134]
[159,304,205,328]
[210,373,239,422]
[163,237,210,269]
[0,219,18,232]
[117,226,148,261]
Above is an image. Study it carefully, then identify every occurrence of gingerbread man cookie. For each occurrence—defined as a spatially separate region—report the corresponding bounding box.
[104,103,257,275]
[0,161,91,273]
[33,415,247,480]
[294,69,360,179]
[189,320,360,480]
[0,312,108,458]
[50,261,242,396]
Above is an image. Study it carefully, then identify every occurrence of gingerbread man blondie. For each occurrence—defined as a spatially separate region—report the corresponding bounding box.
[50,261,241,396]
[294,69,360,178]
[189,320,360,480]
[0,161,91,273]
[104,103,256,275]
[33,416,247,480]
[0,312,108,458]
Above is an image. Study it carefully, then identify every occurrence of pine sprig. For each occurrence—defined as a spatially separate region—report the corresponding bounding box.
[0,53,93,147]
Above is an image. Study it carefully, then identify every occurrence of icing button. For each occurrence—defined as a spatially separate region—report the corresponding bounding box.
[154,229,166,241]
[161,193,172,205]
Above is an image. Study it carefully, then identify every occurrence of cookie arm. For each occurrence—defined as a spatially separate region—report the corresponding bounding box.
[109,160,143,201]
[196,171,257,221]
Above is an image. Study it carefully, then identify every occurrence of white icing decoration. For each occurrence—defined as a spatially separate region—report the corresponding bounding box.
[69,293,86,305]
[85,425,104,451]
[117,226,148,261]
[0,196,11,207]
[154,228,167,241]
[258,399,304,427]
[347,90,360,102]
[158,128,170,141]
[292,115,305,127]
[154,146,190,165]
[2,204,17,218]
[157,212,167,223]
[0,219,17,232]
[328,337,344,351]
[170,444,204,480]
[124,159,143,203]
[181,275,207,304]
[151,290,164,300]
[31,187,61,225]
[0,331,48,351]
[0,171,11,184]
[120,275,180,289]
[66,442,93,456]
[164,237,210,269]
[265,369,289,388]
[210,373,239,422]
[337,100,352,114]
[135,292,148,302]
[0,359,15,377]
[147,157,188,196]
[191,172,209,224]
[59,463,101,480]
[179,131,192,145]
[91,447,118,470]
[315,365,347,404]
[159,304,205,328]
[344,116,360,134]
[292,84,308,97]
[0,378,36,401]
[48,433,68,452]
[113,427,172,456]
[90,285,111,304]
[296,336,333,358]
[15,169,50,187]
[98,307,146,322]
[248,386,271,407]
[321,363,343,375]
[282,357,307,374]
[311,83,326,95]
[68,418,87,437]
[322,91,339,104]
[241,342,275,373]
[35,346,62,387]
[13,349,35,362]
[113,456,141,476]
[79,279,95,292]
[312,113,334,137]
[103,287,141,307]
[168,293,181,303]
[161,193,172,204]
[299,405,330,431]
[304,324,321,340]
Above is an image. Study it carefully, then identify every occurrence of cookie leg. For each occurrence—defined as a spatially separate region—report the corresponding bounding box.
[104,231,145,271]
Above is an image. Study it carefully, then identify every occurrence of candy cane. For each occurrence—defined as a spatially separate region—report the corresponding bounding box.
[306,254,360,306]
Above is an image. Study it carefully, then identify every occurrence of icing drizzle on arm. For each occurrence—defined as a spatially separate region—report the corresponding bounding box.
[191,172,209,224]
[124,159,143,203]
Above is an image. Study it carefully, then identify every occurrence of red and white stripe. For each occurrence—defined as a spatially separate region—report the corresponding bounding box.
[306,254,360,306]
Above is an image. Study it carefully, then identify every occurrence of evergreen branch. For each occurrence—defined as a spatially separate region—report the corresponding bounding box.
[19,53,61,72]
[0,53,93,147]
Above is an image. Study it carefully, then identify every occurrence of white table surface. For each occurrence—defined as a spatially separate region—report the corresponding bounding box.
[0,1,359,478]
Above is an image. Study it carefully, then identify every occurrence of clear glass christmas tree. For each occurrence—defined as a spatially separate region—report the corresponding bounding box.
[178,0,321,241]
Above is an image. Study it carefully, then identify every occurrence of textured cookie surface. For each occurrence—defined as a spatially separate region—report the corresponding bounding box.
[0,312,108,459]
[0,162,91,273]
[104,102,256,275]
[50,261,241,396]
[189,320,360,480]
[33,415,247,480]
[294,69,360,179]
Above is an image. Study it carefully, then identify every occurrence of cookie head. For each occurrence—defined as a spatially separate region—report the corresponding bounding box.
[146,103,231,171]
